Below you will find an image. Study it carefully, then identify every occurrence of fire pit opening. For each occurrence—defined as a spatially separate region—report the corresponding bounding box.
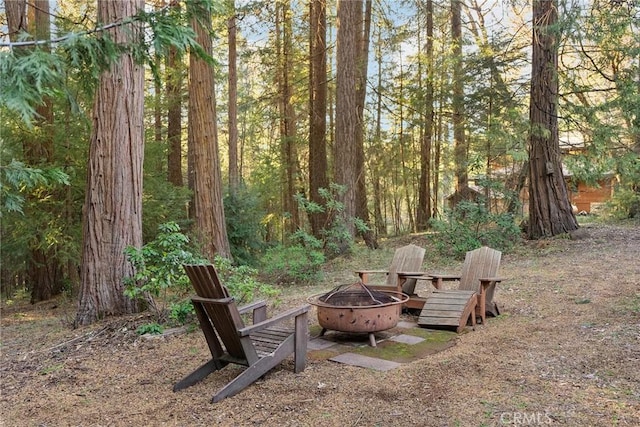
[318,282,399,306]
[307,281,409,346]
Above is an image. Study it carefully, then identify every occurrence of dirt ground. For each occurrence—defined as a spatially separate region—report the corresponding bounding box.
[1,222,639,426]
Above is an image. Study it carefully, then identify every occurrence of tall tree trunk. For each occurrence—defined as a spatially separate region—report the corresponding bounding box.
[628,60,640,218]
[355,0,377,248]
[417,0,434,231]
[335,0,361,239]
[166,43,183,187]
[434,83,444,218]
[227,1,240,193]
[76,0,145,325]
[528,0,578,238]
[372,29,385,236]
[309,0,329,238]
[188,1,232,259]
[277,0,299,235]
[452,0,468,192]
[166,0,183,187]
[154,57,163,174]
[5,0,27,40]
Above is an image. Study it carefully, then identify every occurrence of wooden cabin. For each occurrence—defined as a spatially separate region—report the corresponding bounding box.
[565,172,616,214]
[447,167,615,216]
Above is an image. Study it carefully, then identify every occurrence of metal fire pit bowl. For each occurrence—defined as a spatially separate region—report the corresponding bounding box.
[307,283,409,347]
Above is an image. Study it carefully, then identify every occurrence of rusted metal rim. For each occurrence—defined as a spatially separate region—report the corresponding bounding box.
[307,291,409,309]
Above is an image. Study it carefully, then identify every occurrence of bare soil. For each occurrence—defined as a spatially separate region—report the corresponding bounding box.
[1,222,639,426]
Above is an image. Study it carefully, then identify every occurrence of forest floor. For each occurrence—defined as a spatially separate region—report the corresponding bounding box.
[1,221,639,426]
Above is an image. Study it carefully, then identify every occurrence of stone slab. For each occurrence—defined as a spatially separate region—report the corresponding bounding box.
[396,320,418,329]
[329,352,402,371]
[389,334,425,345]
[308,337,337,350]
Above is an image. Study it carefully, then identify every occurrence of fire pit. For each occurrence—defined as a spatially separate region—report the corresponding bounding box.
[307,282,409,346]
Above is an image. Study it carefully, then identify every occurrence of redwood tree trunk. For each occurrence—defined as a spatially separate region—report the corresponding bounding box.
[373,31,386,236]
[309,0,329,238]
[452,0,468,192]
[276,0,299,235]
[528,0,578,238]
[417,0,434,231]
[189,1,232,259]
[355,0,377,248]
[335,0,361,238]
[166,43,183,187]
[76,0,145,325]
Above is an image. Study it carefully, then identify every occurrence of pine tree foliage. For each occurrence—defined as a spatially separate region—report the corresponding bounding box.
[0,1,209,125]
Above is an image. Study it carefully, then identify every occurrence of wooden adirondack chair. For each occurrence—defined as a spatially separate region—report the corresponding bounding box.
[174,264,310,403]
[355,244,426,310]
[418,246,502,332]
[355,243,426,294]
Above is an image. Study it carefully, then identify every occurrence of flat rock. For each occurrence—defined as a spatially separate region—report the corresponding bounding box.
[329,353,402,371]
[389,334,425,345]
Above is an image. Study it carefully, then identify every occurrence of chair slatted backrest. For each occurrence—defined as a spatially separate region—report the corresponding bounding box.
[385,244,426,286]
[458,246,501,292]
[183,264,257,363]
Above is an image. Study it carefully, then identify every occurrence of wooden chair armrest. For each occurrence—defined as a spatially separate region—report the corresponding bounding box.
[355,269,388,275]
[356,269,390,283]
[397,271,429,278]
[237,300,267,315]
[478,277,502,294]
[238,304,310,337]
[429,273,461,280]
[428,274,461,290]
[238,300,268,323]
[479,277,502,283]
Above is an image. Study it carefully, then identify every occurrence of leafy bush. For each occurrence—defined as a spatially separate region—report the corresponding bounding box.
[124,222,278,325]
[261,244,325,285]
[607,188,640,219]
[294,183,368,258]
[136,323,164,335]
[124,222,206,323]
[168,300,195,325]
[431,199,522,259]
[213,255,278,304]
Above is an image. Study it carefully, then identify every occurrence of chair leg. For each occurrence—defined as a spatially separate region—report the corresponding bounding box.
[211,357,281,403]
[174,359,227,392]
[477,292,487,324]
[294,314,308,373]
[468,297,477,331]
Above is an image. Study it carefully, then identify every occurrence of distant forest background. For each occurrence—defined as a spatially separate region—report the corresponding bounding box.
[1,0,638,325]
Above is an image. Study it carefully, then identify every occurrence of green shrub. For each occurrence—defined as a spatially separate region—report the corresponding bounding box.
[293,183,368,259]
[431,200,522,259]
[136,322,164,335]
[606,188,640,219]
[168,300,195,325]
[261,244,325,285]
[124,221,206,323]
[124,222,278,326]
[213,255,278,304]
